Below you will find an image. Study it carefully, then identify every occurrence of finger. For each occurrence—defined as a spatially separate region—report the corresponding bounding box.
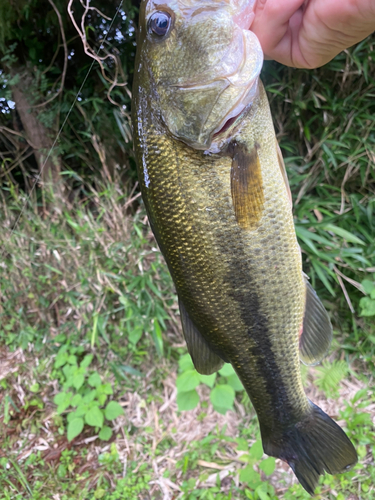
[252,0,306,53]
[254,0,305,22]
[269,8,313,67]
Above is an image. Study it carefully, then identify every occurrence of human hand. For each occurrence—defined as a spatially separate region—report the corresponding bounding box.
[251,0,375,68]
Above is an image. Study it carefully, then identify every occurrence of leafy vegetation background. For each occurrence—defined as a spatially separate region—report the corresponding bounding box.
[0,1,374,499]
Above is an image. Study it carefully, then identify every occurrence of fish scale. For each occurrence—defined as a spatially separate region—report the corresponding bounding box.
[133,0,357,493]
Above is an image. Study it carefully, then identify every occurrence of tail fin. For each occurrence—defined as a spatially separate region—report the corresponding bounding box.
[262,402,357,495]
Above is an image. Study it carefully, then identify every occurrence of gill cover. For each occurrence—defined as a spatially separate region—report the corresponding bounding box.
[138,0,263,149]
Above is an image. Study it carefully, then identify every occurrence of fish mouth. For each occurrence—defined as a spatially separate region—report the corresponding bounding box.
[212,102,249,139]
[209,81,258,149]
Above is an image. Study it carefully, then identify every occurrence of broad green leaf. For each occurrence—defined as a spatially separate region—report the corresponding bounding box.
[226,374,243,392]
[97,393,107,406]
[249,441,263,460]
[359,297,375,316]
[85,406,104,428]
[73,374,85,390]
[101,384,113,395]
[71,394,82,407]
[213,405,231,415]
[351,388,368,404]
[53,392,67,405]
[178,354,194,372]
[81,354,94,368]
[239,465,260,484]
[57,465,67,478]
[362,279,375,295]
[99,426,113,441]
[73,404,87,417]
[56,394,73,414]
[104,401,124,421]
[198,373,216,388]
[259,457,276,475]
[88,372,102,388]
[218,364,235,377]
[83,390,97,403]
[255,484,271,500]
[54,392,73,415]
[67,410,83,422]
[236,438,249,452]
[357,444,367,458]
[177,389,199,411]
[54,351,69,368]
[67,354,78,365]
[176,370,200,393]
[210,384,235,410]
[67,418,84,442]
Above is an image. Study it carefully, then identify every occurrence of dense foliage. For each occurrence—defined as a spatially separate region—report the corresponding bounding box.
[0,0,138,189]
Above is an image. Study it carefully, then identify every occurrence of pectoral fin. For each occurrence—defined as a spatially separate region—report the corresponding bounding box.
[230,142,264,230]
[299,280,333,366]
[179,299,225,375]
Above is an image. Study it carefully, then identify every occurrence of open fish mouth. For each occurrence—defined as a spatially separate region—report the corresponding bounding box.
[207,77,259,150]
[213,113,241,137]
[212,98,251,139]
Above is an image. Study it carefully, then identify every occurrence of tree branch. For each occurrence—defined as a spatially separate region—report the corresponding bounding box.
[67,0,132,106]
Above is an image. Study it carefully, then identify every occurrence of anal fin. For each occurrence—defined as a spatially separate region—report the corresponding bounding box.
[299,279,333,366]
[179,299,225,375]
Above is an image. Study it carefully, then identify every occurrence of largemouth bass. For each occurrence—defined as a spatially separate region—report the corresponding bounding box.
[132,0,357,494]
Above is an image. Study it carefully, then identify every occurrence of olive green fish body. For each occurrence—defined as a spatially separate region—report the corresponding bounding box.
[133,0,357,493]
[135,82,308,432]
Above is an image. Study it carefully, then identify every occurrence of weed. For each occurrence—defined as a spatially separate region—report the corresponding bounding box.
[177,353,243,414]
[52,346,124,442]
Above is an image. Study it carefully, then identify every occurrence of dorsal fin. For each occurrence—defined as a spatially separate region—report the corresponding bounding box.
[299,279,333,366]
[179,299,225,375]
[230,141,264,230]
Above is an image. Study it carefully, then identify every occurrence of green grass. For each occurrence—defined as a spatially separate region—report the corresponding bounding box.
[1,35,375,500]
[0,178,373,499]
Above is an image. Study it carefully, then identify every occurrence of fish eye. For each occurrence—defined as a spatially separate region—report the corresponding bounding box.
[148,11,172,37]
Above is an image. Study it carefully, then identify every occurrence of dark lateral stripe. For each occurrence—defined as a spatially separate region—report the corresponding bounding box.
[225,265,293,428]
[230,142,264,230]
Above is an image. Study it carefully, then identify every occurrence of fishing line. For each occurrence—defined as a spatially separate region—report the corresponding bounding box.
[6,0,124,241]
